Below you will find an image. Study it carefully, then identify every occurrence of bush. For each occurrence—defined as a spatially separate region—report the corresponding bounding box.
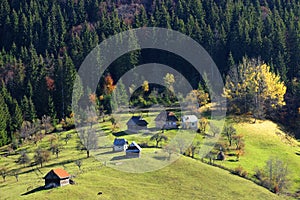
[61,117,75,131]
[254,158,289,194]
[233,166,248,178]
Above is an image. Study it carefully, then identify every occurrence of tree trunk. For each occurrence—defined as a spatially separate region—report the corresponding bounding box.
[87,150,90,158]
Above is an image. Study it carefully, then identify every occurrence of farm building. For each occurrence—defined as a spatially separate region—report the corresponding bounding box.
[126,116,148,132]
[181,115,198,130]
[43,168,70,189]
[126,141,142,158]
[155,111,179,130]
[113,138,128,152]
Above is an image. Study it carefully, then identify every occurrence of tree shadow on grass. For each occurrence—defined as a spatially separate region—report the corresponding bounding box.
[296,152,300,156]
[110,155,130,161]
[227,159,239,162]
[44,159,76,168]
[101,128,111,132]
[153,156,168,161]
[97,150,117,155]
[21,186,46,196]
[112,130,132,137]
[142,132,152,136]
[20,159,77,176]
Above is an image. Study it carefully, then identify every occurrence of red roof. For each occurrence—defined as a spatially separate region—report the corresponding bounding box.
[52,168,70,178]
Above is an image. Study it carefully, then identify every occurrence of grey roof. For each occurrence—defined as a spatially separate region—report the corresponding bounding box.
[126,116,148,126]
[155,111,179,122]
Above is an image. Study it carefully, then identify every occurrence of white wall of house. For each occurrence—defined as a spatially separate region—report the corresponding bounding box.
[113,145,127,151]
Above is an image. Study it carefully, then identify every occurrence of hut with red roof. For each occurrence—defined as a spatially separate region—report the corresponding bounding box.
[43,168,70,188]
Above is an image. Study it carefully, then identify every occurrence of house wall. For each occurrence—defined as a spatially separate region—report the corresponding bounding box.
[126,151,141,158]
[113,145,127,151]
[127,125,146,131]
[60,179,70,186]
[45,179,60,188]
[182,122,198,129]
[156,121,177,129]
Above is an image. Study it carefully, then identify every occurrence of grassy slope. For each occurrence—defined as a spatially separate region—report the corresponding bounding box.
[0,155,284,200]
[0,124,286,200]
[214,119,300,193]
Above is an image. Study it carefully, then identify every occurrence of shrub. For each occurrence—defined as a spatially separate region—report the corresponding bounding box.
[254,158,289,194]
[233,166,248,178]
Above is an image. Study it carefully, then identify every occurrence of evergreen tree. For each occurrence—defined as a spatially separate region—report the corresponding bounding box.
[0,95,9,146]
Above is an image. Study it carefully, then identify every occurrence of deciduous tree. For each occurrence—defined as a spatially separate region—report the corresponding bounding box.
[150,133,168,148]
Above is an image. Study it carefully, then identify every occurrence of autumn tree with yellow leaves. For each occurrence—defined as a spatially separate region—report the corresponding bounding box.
[224,57,286,120]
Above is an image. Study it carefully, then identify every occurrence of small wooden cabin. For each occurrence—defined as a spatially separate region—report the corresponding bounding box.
[155,111,179,130]
[113,138,128,152]
[43,168,70,189]
[126,116,148,132]
[126,141,142,158]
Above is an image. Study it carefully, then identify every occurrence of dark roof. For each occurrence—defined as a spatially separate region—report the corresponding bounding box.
[155,111,179,122]
[44,168,70,179]
[126,141,142,152]
[126,116,148,126]
[113,138,127,146]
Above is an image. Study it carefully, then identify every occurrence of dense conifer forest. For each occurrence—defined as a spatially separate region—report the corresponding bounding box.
[1,0,300,146]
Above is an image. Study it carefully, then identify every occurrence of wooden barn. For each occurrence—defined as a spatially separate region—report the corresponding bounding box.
[155,111,179,130]
[126,141,142,158]
[43,168,70,189]
[113,138,128,152]
[126,116,148,132]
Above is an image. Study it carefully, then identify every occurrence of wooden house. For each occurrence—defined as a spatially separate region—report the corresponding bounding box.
[113,138,128,152]
[43,168,70,189]
[181,115,198,130]
[126,141,142,158]
[126,116,148,132]
[155,111,179,130]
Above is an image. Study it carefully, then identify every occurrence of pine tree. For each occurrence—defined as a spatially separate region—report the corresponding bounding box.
[0,95,10,146]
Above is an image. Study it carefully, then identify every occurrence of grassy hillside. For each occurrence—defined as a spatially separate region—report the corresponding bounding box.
[213,118,300,194]
[0,115,299,199]
[0,154,285,200]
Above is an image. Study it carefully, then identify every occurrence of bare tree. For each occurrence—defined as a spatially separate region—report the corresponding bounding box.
[163,144,177,160]
[64,134,72,144]
[75,160,82,170]
[232,134,245,150]
[49,135,57,146]
[222,124,237,146]
[189,141,201,158]
[78,129,98,158]
[34,148,51,168]
[11,169,20,182]
[17,151,30,167]
[19,121,37,141]
[175,137,189,154]
[255,158,289,194]
[0,167,8,182]
[42,115,53,134]
[50,143,62,158]
[209,123,220,137]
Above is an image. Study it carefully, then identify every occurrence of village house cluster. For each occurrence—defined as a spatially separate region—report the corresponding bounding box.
[126,111,199,132]
[114,111,199,158]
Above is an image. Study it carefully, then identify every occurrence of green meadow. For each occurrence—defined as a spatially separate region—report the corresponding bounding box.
[0,114,299,199]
